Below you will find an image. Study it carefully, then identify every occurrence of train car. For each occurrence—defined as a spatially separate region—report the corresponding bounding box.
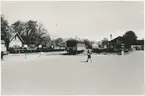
[66,39,86,54]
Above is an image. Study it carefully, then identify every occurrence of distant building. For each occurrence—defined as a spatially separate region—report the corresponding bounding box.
[9,33,24,48]
[109,36,123,48]
[92,43,99,49]
[109,36,144,50]
[1,40,8,54]
[131,39,144,50]
[1,40,6,50]
[131,45,143,50]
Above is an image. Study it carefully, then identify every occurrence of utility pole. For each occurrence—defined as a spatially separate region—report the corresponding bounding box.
[39,45,42,57]
[52,37,54,55]
[53,24,58,55]
[110,34,112,48]
[110,34,112,41]
[24,45,27,59]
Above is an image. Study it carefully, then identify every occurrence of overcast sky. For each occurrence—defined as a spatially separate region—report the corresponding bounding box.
[1,1,144,41]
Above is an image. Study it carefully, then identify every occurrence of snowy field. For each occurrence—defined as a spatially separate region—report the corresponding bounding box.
[1,51,144,95]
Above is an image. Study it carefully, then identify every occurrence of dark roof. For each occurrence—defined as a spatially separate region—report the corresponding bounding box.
[10,33,24,43]
[109,36,123,43]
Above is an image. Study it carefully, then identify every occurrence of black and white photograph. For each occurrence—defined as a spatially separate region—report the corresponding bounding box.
[1,1,144,95]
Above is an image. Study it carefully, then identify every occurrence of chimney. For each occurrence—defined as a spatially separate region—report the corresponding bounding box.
[110,34,112,40]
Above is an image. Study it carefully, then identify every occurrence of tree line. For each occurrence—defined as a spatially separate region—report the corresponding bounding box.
[1,14,94,50]
[1,15,143,51]
[1,15,51,50]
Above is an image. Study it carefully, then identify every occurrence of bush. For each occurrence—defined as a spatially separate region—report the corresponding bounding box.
[92,48,115,53]
[92,48,131,54]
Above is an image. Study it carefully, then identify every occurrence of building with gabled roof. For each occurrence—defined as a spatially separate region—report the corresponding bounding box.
[9,33,25,48]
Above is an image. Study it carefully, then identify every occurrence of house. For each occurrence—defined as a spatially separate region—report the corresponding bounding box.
[109,36,123,48]
[9,33,24,48]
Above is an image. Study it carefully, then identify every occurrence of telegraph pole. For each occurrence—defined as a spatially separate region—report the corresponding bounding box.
[39,45,42,57]
[52,24,58,55]
[110,34,112,41]
[24,45,27,59]
[110,34,112,48]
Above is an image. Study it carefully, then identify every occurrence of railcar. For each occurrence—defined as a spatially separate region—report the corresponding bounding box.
[66,39,86,54]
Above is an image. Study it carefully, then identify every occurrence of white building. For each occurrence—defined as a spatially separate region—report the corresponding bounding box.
[9,33,24,48]
[1,40,8,54]
[92,43,99,49]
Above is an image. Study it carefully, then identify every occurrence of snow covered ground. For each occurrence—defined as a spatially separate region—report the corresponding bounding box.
[1,51,144,95]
